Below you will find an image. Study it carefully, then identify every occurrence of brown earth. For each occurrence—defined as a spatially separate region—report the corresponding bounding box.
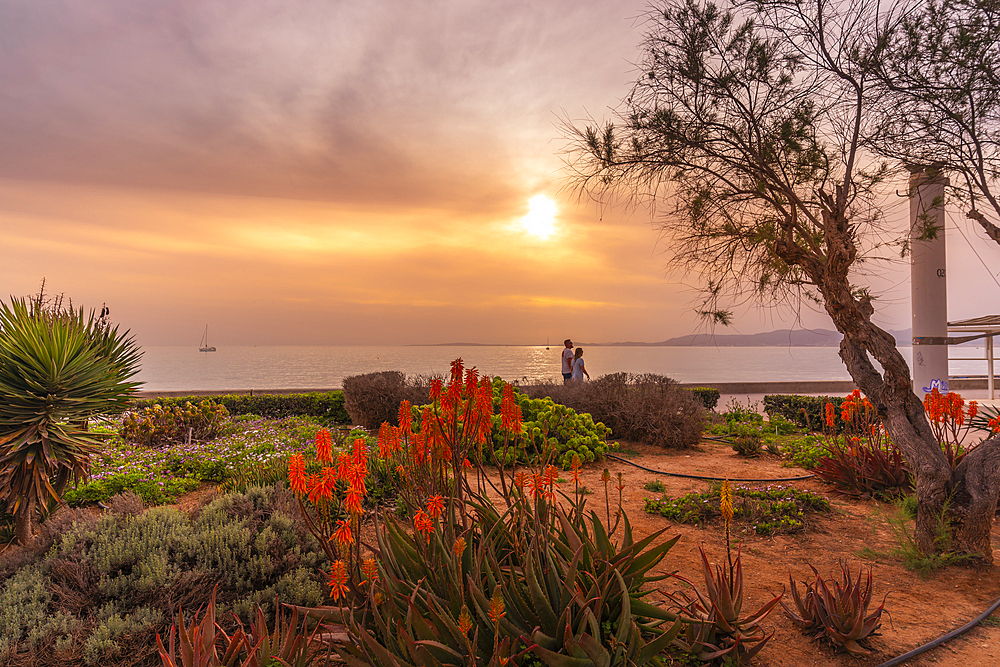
[587,440,1000,667]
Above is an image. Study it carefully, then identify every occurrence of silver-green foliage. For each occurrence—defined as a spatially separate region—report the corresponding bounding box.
[0,486,326,663]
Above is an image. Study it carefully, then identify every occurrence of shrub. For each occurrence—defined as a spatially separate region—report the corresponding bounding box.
[764,395,848,430]
[130,391,350,424]
[511,392,615,467]
[689,386,720,410]
[342,371,431,429]
[0,486,327,666]
[528,373,705,449]
[119,400,230,448]
[780,434,829,469]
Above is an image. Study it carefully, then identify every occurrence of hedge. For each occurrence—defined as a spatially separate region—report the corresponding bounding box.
[129,391,350,424]
[763,394,848,430]
[689,387,721,410]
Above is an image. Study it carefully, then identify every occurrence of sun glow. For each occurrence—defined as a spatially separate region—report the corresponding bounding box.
[520,195,557,239]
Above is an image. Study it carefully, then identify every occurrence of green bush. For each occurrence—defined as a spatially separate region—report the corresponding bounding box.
[513,393,615,468]
[130,391,349,424]
[689,387,721,410]
[0,486,327,667]
[763,394,848,430]
[780,434,830,469]
[731,425,764,457]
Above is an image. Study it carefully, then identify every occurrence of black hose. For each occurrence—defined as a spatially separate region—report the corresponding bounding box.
[874,596,1000,667]
[606,453,815,483]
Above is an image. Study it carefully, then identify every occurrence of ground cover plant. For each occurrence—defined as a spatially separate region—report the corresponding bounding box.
[63,415,324,506]
[0,486,328,667]
[644,483,832,536]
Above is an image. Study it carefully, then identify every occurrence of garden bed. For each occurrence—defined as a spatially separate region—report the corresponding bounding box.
[2,428,999,666]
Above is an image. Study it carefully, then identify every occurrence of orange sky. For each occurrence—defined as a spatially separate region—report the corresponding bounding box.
[2,1,997,346]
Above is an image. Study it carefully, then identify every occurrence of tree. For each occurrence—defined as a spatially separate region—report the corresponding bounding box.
[565,0,1000,561]
[870,0,1000,245]
[0,292,142,543]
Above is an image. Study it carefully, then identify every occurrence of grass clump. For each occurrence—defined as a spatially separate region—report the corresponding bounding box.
[645,483,831,535]
[858,496,970,577]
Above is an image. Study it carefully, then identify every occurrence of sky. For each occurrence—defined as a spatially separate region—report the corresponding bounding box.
[2,0,998,347]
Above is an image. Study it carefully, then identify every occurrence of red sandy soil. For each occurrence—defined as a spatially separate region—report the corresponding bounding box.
[589,440,1000,667]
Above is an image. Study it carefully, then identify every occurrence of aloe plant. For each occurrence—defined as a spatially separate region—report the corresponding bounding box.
[0,296,141,543]
[781,563,886,656]
[156,587,247,667]
[665,546,782,665]
[331,492,687,667]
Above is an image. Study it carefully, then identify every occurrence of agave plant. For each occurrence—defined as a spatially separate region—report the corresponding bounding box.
[665,546,782,665]
[781,562,886,656]
[0,297,141,543]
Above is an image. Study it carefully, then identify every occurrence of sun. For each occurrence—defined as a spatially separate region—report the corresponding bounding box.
[520,195,557,239]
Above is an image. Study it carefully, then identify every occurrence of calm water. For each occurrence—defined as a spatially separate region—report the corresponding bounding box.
[131,344,990,392]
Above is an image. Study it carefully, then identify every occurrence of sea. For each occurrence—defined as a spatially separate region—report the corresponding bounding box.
[132,344,992,393]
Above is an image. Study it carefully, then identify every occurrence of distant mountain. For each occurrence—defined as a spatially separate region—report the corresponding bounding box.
[592,328,913,347]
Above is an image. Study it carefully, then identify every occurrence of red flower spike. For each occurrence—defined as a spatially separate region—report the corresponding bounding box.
[288,453,307,495]
[329,560,349,601]
[398,400,413,437]
[426,494,445,518]
[334,519,354,547]
[315,428,333,465]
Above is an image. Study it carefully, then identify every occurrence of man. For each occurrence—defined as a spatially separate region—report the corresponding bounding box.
[561,339,574,383]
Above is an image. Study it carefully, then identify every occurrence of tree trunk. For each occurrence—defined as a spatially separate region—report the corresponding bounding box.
[822,281,1000,563]
[14,504,35,545]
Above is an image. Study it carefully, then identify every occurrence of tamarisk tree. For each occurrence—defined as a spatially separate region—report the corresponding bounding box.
[872,0,1000,245]
[565,0,1000,561]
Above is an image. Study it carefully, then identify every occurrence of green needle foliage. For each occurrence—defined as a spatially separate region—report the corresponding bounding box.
[0,295,142,543]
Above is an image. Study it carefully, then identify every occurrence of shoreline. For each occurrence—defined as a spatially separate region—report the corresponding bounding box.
[134,377,996,399]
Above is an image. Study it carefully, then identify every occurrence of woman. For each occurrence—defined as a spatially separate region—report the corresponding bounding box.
[571,347,590,382]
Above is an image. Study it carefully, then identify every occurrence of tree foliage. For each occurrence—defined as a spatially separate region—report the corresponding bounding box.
[871,0,1000,244]
[565,0,1000,561]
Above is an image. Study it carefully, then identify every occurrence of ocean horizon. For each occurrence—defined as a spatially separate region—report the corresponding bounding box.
[131,344,992,393]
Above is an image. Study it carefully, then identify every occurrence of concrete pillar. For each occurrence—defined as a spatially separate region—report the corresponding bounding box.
[909,167,949,396]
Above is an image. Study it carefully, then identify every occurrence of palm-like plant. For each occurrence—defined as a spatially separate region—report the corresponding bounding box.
[0,297,141,543]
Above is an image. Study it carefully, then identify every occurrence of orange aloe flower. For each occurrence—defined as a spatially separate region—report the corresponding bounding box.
[570,454,582,484]
[377,423,392,459]
[399,400,413,437]
[430,378,443,403]
[315,428,333,464]
[458,606,473,636]
[329,560,349,601]
[344,490,364,516]
[337,452,351,482]
[414,510,434,544]
[488,588,505,625]
[288,453,307,495]
[453,536,466,558]
[361,557,379,585]
[825,402,835,429]
[426,494,445,519]
[333,519,354,547]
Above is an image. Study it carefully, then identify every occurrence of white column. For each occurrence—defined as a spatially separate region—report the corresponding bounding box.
[909,167,949,396]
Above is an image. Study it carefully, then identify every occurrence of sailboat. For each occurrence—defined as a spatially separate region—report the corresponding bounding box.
[199,325,217,352]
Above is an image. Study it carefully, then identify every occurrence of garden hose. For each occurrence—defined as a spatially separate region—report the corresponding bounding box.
[873,595,1000,667]
[606,453,814,483]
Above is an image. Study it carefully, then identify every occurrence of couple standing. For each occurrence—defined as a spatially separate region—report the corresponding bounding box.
[560,339,590,383]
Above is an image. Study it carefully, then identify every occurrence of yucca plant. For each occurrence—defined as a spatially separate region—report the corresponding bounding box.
[0,296,142,543]
[781,563,886,656]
